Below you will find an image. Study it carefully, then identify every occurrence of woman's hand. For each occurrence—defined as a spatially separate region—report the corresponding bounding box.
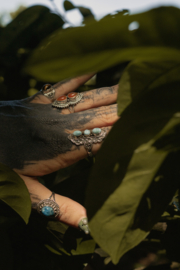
[0,74,118,177]
[0,74,119,230]
[22,175,88,230]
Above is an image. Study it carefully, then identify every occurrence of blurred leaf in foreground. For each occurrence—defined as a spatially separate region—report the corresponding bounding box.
[24,7,180,82]
[0,163,31,223]
[86,76,180,263]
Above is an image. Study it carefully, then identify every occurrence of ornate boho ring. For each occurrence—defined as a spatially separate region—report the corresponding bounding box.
[68,128,107,157]
[37,192,60,218]
[52,92,83,113]
[41,84,56,100]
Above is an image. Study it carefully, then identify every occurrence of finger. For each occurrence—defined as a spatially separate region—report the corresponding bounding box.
[66,104,119,131]
[20,175,87,228]
[29,73,94,104]
[14,126,112,177]
[61,85,118,114]
[53,73,95,97]
[61,126,112,167]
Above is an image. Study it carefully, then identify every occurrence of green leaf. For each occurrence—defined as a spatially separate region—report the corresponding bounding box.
[0,5,64,100]
[71,238,96,255]
[0,5,64,55]
[0,163,31,223]
[85,79,180,264]
[63,0,94,21]
[45,244,63,255]
[63,0,75,11]
[53,159,93,205]
[47,219,95,256]
[23,6,180,82]
[118,60,180,115]
[0,229,13,270]
[77,6,95,19]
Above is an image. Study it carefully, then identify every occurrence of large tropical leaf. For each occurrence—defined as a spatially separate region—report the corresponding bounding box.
[0,5,64,55]
[118,60,180,115]
[24,6,180,81]
[0,163,31,223]
[85,77,180,263]
[0,5,64,100]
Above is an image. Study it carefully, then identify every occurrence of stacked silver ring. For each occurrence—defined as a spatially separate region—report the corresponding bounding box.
[41,84,83,113]
[52,92,83,113]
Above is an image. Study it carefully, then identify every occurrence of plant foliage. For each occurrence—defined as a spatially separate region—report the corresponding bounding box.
[24,7,180,81]
[1,2,180,269]
[0,163,31,223]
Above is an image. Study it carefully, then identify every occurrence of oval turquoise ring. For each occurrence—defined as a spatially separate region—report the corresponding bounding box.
[37,192,60,218]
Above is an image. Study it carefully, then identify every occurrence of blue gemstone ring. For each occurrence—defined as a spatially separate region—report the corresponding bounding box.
[68,128,107,157]
[37,192,60,218]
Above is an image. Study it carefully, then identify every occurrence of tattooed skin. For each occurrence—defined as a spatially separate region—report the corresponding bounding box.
[0,98,92,169]
[0,85,118,175]
[81,86,116,104]
[29,193,41,209]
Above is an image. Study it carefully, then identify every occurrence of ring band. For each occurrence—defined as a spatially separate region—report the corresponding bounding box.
[52,92,83,112]
[68,128,107,157]
[41,84,56,100]
[37,192,60,218]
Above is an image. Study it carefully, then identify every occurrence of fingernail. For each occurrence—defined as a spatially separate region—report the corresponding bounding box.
[83,219,88,225]
[78,217,90,234]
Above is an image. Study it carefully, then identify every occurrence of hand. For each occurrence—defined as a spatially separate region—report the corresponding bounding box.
[0,74,118,177]
[0,74,119,229]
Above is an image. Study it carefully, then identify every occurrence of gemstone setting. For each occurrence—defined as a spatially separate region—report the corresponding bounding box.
[84,129,91,136]
[37,196,60,218]
[41,206,55,216]
[67,92,78,99]
[73,130,82,136]
[42,84,52,92]
[57,95,67,102]
[92,128,101,135]
[68,128,107,157]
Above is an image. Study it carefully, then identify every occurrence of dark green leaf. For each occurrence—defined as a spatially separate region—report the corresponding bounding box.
[53,159,93,205]
[63,0,75,11]
[24,7,180,81]
[0,163,31,223]
[161,219,180,262]
[71,238,96,255]
[63,0,94,21]
[46,215,95,256]
[85,79,180,263]
[118,60,180,115]
[0,5,64,101]
[0,5,64,55]
[77,6,94,19]
[0,229,13,270]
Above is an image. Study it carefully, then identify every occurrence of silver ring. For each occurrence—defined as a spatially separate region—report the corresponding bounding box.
[36,192,60,218]
[41,84,56,100]
[52,92,83,112]
[68,128,107,157]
